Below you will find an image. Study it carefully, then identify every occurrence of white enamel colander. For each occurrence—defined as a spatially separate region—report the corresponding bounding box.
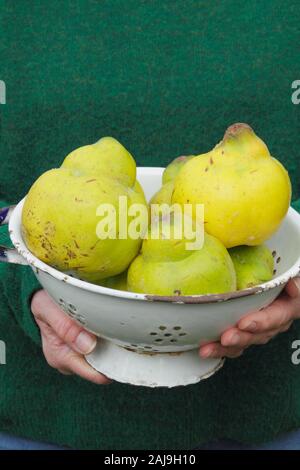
[1,167,300,387]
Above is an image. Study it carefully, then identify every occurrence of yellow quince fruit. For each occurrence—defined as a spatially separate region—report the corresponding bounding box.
[172,123,291,247]
[22,137,147,284]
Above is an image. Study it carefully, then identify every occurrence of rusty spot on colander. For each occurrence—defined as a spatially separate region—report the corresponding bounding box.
[123,346,184,357]
[145,286,264,304]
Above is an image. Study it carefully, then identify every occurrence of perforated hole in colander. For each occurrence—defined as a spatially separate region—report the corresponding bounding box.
[148,325,188,344]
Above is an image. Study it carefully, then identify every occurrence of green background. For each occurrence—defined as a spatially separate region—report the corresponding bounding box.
[1,0,300,450]
[1,0,299,202]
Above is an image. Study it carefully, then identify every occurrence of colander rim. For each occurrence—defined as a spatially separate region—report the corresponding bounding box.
[10,168,300,305]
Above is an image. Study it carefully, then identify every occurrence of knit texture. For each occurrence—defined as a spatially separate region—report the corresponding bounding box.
[0,0,300,449]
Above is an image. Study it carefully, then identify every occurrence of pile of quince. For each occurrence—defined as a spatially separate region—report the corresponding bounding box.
[22,123,291,296]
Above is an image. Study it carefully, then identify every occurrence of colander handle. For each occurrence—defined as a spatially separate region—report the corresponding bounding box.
[0,206,28,265]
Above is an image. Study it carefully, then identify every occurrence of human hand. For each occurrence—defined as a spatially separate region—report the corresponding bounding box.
[31,290,111,384]
[199,278,300,359]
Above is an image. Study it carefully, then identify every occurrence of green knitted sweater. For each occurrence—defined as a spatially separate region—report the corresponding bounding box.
[1,0,300,450]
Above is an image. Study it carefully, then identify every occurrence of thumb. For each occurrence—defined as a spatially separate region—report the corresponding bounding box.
[32,290,97,355]
[285,277,300,299]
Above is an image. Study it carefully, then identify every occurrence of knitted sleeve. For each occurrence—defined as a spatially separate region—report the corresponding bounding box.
[0,201,42,346]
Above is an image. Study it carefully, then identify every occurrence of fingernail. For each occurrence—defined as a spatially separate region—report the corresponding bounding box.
[228,333,240,346]
[75,332,97,354]
[201,348,213,358]
[292,278,300,294]
[241,321,257,332]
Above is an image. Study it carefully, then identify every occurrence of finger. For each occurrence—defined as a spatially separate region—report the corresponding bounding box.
[199,314,295,360]
[200,326,284,358]
[32,290,97,355]
[285,278,300,299]
[221,328,253,347]
[58,368,73,376]
[200,343,243,359]
[221,327,281,348]
[61,351,112,385]
[200,332,274,358]
[279,320,293,333]
[38,325,111,384]
[238,295,298,333]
